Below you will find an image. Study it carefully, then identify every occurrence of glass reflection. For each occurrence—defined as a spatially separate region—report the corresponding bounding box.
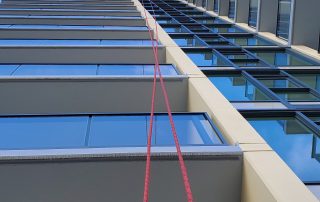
[248,117,320,182]
[209,75,271,101]
[0,114,224,150]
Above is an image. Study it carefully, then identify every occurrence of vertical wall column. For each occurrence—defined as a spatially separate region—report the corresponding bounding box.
[291,0,320,50]
[258,0,278,34]
[234,0,250,23]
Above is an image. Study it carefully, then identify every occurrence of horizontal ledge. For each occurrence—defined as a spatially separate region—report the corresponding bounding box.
[0,75,187,81]
[0,146,242,162]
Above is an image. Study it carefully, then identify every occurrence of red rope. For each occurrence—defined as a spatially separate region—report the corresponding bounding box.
[142,1,194,202]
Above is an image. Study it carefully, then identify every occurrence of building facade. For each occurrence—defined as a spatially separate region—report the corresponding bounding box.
[0,0,318,201]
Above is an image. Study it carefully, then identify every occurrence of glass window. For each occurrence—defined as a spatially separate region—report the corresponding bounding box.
[202,0,207,8]
[153,114,222,145]
[0,114,223,150]
[248,117,320,182]
[143,65,178,75]
[210,26,246,33]
[14,65,97,76]
[98,65,178,76]
[0,116,89,150]
[0,65,19,75]
[276,0,292,40]
[186,51,231,67]
[88,115,147,147]
[252,50,317,66]
[8,25,149,31]
[100,40,155,46]
[162,26,188,33]
[0,39,157,46]
[228,0,236,19]
[248,0,258,28]
[209,75,271,101]
[276,92,320,101]
[259,79,298,88]
[221,52,267,67]
[227,37,273,46]
[173,37,205,47]
[213,0,219,13]
[290,73,320,93]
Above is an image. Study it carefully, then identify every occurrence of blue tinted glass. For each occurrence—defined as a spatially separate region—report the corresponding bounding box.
[186,52,230,66]
[98,65,178,75]
[253,51,316,66]
[228,37,273,46]
[98,65,143,75]
[8,25,148,30]
[0,114,224,149]
[211,26,245,33]
[0,40,156,46]
[162,27,185,33]
[0,65,18,75]
[0,116,88,149]
[314,136,320,163]
[248,117,320,182]
[248,0,258,27]
[213,0,219,12]
[209,75,271,101]
[0,40,100,46]
[202,0,207,8]
[89,116,147,147]
[143,65,178,75]
[14,65,97,75]
[100,40,155,46]
[290,74,320,93]
[276,92,320,101]
[173,37,205,47]
[277,0,292,40]
[228,0,235,19]
[259,79,297,88]
[151,114,222,145]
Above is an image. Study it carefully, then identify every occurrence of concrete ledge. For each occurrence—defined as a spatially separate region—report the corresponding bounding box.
[242,151,319,202]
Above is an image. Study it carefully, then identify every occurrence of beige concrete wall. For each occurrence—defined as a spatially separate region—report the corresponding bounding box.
[134,0,319,201]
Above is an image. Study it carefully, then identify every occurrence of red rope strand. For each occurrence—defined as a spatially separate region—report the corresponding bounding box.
[142,1,194,201]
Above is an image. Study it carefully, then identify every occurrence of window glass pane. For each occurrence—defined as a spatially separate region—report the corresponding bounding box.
[259,79,298,88]
[98,65,178,75]
[8,25,149,30]
[173,37,205,47]
[276,0,292,40]
[248,0,258,28]
[14,65,97,75]
[0,116,88,149]
[152,114,222,145]
[0,39,156,46]
[100,40,155,46]
[0,65,19,75]
[209,75,271,101]
[202,0,207,8]
[248,117,320,182]
[0,114,224,150]
[227,37,273,46]
[89,116,147,147]
[162,26,187,33]
[143,65,178,75]
[213,0,219,13]
[186,51,230,67]
[276,92,320,101]
[228,0,235,19]
[290,74,320,93]
[253,51,316,66]
[210,26,245,33]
